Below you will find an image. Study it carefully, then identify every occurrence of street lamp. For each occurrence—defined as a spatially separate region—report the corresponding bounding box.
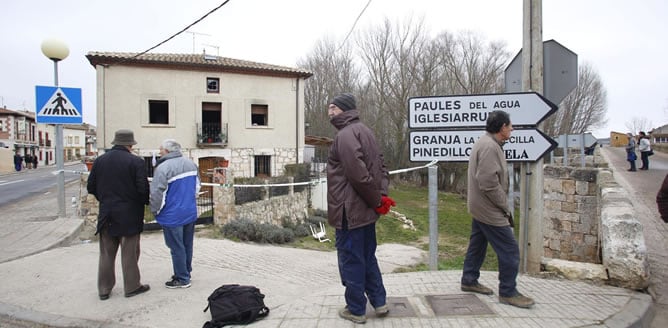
[41,38,69,218]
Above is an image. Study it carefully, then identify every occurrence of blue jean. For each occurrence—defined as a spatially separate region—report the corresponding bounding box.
[335,222,386,316]
[162,222,195,283]
[461,219,520,297]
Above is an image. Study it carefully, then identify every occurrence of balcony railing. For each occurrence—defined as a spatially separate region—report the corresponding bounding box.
[197,122,228,146]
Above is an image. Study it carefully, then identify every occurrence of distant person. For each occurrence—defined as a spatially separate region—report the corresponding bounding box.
[87,129,150,300]
[32,154,38,169]
[461,110,534,309]
[24,154,32,169]
[625,133,637,172]
[150,139,200,289]
[638,131,651,170]
[13,152,22,171]
[326,93,395,324]
[657,173,668,223]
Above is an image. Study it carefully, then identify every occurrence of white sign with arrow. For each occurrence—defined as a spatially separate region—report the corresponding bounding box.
[410,129,558,162]
[408,92,557,129]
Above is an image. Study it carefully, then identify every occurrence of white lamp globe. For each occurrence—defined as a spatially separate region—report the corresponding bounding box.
[41,38,69,61]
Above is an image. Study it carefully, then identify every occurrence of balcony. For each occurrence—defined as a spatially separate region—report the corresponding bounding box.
[197,122,228,147]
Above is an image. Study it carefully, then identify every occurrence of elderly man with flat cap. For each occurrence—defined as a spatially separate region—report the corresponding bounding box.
[326,93,396,324]
[87,129,150,300]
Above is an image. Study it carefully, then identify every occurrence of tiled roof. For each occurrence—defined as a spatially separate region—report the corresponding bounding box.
[0,108,35,119]
[86,52,313,79]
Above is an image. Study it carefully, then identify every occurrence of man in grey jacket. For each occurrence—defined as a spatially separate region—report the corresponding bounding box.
[460,110,534,308]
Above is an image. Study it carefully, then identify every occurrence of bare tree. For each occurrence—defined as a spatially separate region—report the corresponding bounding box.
[298,37,360,141]
[355,16,435,168]
[625,117,653,135]
[542,62,608,136]
[433,30,510,95]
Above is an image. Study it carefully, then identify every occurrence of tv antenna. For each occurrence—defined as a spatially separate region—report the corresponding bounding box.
[202,44,220,56]
[185,30,211,53]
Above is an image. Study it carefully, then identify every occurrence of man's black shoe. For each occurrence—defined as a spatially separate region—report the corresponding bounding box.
[125,284,150,298]
[99,294,110,301]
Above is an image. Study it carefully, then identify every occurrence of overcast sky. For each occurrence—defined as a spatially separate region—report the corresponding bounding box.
[1,0,666,138]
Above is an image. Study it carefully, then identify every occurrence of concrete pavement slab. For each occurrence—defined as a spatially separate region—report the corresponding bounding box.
[0,232,652,328]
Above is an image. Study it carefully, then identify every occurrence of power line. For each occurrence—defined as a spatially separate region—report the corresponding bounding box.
[337,0,373,52]
[111,0,232,65]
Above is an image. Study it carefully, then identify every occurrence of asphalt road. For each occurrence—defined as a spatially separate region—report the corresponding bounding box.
[0,163,85,208]
[600,146,668,328]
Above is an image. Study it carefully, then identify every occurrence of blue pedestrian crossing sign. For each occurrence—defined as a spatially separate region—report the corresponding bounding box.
[35,85,82,124]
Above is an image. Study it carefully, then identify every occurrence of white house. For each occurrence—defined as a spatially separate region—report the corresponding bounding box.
[85,52,313,180]
[62,124,87,161]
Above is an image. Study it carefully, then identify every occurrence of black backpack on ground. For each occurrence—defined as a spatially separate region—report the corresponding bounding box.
[202,284,270,327]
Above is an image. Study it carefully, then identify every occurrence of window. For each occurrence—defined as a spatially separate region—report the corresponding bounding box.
[0,119,6,132]
[251,104,268,126]
[149,100,169,124]
[207,77,220,93]
[75,136,80,145]
[254,155,271,177]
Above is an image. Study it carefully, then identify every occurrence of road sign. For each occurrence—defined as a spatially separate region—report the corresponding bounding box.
[35,85,82,124]
[409,128,557,162]
[408,92,557,129]
[505,39,578,106]
[556,133,597,148]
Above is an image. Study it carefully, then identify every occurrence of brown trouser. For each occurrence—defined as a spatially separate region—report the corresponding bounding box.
[98,229,142,296]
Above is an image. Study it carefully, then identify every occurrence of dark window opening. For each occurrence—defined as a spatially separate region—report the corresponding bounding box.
[201,102,222,143]
[207,77,219,93]
[149,100,169,124]
[251,104,268,126]
[254,155,271,177]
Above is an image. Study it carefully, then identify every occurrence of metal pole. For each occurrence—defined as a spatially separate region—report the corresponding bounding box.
[54,60,66,217]
[428,165,438,271]
[580,132,585,167]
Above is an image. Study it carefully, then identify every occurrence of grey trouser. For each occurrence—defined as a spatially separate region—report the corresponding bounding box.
[98,229,142,295]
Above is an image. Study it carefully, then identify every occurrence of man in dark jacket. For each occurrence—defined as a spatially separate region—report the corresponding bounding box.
[327,93,395,324]
[657,173,668,223]
[87,129,150,300]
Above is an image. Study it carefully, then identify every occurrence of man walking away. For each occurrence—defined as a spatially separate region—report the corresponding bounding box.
[460,110,534,309]
[150,139,200,289]
[326,93,396,324]
[87,129,150,300]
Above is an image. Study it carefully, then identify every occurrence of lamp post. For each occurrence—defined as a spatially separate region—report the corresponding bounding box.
[41,38,69,218]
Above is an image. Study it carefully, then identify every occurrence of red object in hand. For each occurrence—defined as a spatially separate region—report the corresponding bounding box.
[375,196,396,215]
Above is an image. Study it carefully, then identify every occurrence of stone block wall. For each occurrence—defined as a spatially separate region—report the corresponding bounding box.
[543,166,601,263]
[213,177,309,227]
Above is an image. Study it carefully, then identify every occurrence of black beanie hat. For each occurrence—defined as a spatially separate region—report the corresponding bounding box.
[330,93,356,111]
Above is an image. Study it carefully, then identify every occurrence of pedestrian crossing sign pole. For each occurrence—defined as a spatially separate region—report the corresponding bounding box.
[35,86,82,124]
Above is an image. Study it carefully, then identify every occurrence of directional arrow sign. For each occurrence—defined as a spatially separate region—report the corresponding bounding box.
[410,128,558,162]
[408,92,557,129]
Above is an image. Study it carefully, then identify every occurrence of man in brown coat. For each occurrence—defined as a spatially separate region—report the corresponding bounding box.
[327,93,395,324]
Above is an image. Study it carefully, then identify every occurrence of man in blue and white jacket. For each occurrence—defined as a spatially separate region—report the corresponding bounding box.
[150,139,200,289]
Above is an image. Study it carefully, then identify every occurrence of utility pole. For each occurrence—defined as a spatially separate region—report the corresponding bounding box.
[519,0,544,273]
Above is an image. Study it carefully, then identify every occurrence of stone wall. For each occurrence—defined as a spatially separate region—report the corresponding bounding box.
[541,147,649,289]
[212,177,309,226]
[543,166,601,263]
[78,167,310,242]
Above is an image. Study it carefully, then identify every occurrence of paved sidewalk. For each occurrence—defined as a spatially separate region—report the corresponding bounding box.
[0,162,655,328]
